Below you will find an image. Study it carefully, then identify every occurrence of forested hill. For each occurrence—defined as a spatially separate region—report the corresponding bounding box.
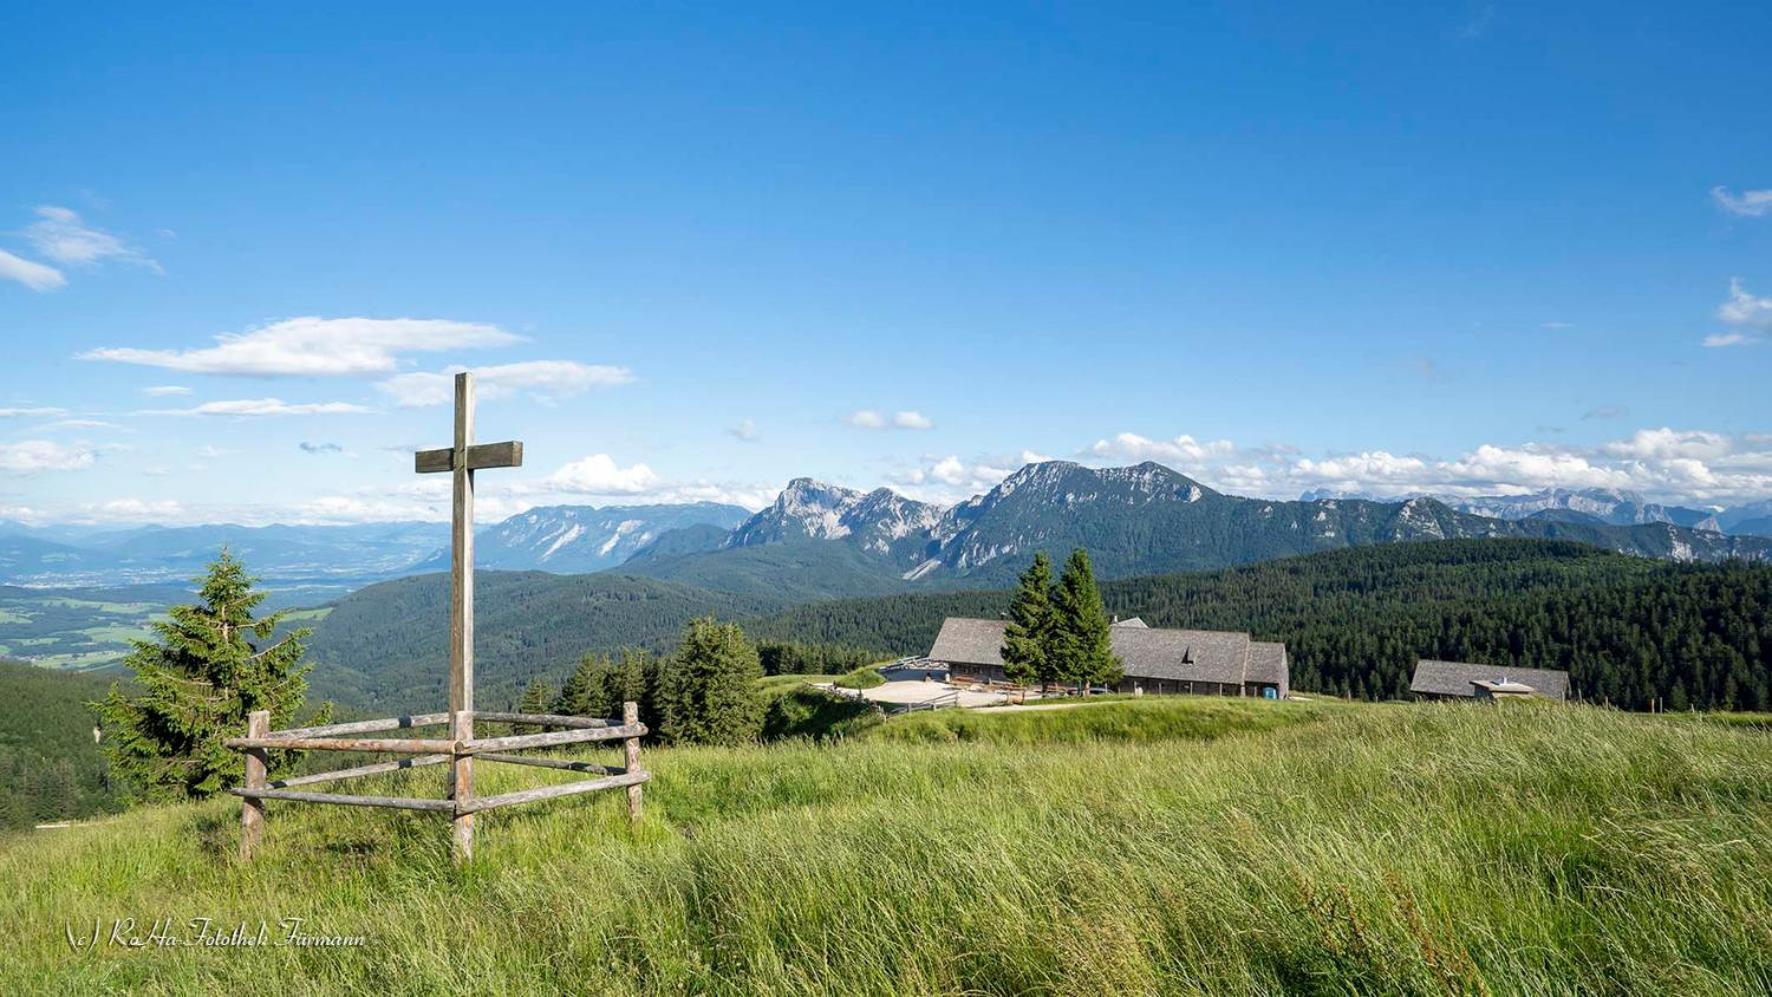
[304,571,787,712]
[0,659,118,832]
[746,540,1772,712]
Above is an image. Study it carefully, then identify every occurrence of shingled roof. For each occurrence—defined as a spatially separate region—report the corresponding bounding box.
[1409,659,1570,700]
[927,617,1280,687]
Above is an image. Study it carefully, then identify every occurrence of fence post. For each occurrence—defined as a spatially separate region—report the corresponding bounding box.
[622,701,643,826]
[240,710,269,862]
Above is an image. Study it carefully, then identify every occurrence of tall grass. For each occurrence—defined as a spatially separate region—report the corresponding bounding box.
[2,700,1768,994]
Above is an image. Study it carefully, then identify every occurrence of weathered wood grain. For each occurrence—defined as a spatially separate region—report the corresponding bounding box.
[228,787,456,812]
[269,712,451,739]
[225,735,458,754]
[475,752,625,775]
[473,710,617,730]
[268,754,451,789]
[414,441,524,474]
[456,770,651,816]
[459,723,646,754]
[623,700,644,824]
[240,710,268,861]
[451,371,477,863]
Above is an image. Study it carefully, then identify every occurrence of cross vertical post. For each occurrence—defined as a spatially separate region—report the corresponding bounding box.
[450,372,476,861]
[414,371,523,864]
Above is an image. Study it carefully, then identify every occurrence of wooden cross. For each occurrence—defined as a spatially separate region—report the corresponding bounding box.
[414,371,522,859]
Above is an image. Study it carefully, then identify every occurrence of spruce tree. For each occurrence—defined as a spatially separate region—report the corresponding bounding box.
[660,617,764,746]
[514,677,554,733]
[1050,548,1123,694]
[1000,551,1056,697]
[554,653,613,717]
[91,551,325,802]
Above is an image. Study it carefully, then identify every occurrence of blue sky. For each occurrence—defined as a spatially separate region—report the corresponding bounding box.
[2,2,1769,524]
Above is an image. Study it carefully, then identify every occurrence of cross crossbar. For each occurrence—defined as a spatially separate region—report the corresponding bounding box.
[413,441,523,473]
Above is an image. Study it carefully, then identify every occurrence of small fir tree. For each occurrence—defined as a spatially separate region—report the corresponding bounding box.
[554,653,614,717]
[1050,548,1123,694]
[514,677,555,733]
[660,617,764,746]
[1000,551,1056,698]
[91,551,325,801]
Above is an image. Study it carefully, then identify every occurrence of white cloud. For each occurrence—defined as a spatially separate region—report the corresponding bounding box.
[1718,279,1772,329]
[141,385,191,396]
[0,440,98,473]
[728,418,760,442]
[80,316,521,376]
[0,406,68,418]
[148,398,373,417]
[544,454,662,494]
[75,498,186,522]
[26,205,160,271]
[45,419,121,430]
[845,409,935,431]
[1089,432,1236,464]
[1703,332,1753,348]
[1601,427,1731,461]
[0,249,65,291]
[1712,186,1772,218]
[375,360,634,407]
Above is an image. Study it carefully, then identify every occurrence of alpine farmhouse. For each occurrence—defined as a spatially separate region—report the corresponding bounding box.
[1409,659,1571,702]
[926,617,1289,699]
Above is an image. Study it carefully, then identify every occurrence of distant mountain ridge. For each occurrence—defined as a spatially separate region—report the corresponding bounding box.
[0,502,750,587]
[416,502,751,574]
[621,461,1772,596]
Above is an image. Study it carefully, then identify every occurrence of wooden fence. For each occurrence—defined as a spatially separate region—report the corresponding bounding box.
[226,701,648,861]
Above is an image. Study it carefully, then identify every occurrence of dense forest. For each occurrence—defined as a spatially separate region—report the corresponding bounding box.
[748,540,1772,711]
[304,570,786,710]
[0,659,120,832]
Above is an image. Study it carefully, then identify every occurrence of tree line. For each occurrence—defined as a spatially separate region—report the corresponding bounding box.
[749,540,1772,712]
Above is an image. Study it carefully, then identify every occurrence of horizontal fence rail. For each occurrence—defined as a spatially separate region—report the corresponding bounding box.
[228,705,650,859]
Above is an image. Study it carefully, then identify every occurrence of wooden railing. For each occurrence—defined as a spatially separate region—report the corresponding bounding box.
[226,702,648,861]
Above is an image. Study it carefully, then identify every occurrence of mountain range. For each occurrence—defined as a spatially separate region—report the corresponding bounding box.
[620,462,1772,596]
[1300,487,1772,536]
[4,465,1770,595]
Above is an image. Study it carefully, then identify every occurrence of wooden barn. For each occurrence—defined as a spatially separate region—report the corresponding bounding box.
[926,617,1289,699]
[1409,659,1570,702]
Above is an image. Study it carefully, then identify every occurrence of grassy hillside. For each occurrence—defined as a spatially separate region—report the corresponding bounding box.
[2,699,1768,993]
[749,539,1772,711]
[0,659,118,830]
[305,571,788,712]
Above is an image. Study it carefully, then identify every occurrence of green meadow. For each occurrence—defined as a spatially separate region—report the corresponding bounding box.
[3,698,1768,995]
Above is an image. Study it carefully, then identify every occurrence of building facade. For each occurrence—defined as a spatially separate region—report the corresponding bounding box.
[926,617,1289,699]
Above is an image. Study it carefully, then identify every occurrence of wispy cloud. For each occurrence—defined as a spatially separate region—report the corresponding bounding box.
[0,406,69,418]
[26,205,160,272]
[0,440,99,473]
[375,360,633,407]
[0,249,65,291]
[300,441,345,454]
[728,418,760,442]
[847,409,935,430]
[1088,432,1234,465]
[1703,332,1753,348]
[146,398,373,417]
[141,385,192,397]
[80,317,521,376]
[1712,186,1772,218]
